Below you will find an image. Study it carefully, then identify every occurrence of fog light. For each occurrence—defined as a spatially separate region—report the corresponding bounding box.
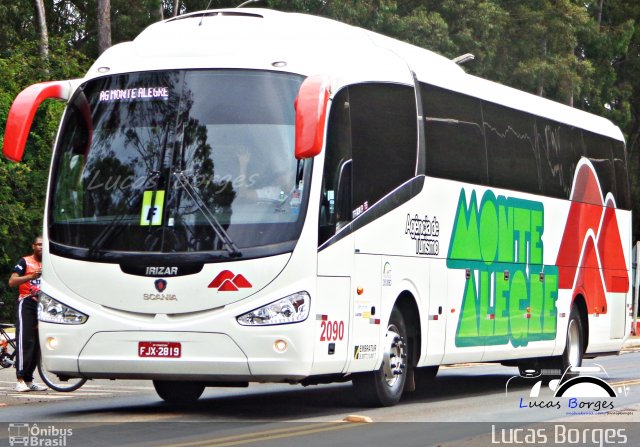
[274,339,288,353]
[46,337,59,350]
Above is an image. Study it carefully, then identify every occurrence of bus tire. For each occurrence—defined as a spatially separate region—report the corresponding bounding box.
[560,307,584,373]
[353,307,407,407]
[153,380,205,404]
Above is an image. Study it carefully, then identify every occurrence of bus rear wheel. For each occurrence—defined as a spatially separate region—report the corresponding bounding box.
[353,307,407,406]
[153,380,205,404]
[560,307,584,373]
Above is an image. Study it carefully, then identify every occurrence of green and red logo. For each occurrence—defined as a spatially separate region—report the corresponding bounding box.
[447,159,628,348]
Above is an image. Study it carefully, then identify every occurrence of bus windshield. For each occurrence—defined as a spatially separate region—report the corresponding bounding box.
[48,69,310,259]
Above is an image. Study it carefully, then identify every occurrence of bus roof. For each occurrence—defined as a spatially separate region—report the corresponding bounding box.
[88,8,624,143]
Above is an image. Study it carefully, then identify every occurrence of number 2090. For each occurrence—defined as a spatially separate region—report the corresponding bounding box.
[320,320,344,341]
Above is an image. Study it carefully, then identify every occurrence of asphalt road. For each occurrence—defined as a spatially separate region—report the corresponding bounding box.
[0,351,639,446]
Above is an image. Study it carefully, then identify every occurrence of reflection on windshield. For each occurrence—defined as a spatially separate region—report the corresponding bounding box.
[173,170,241,257]
[49,70,310,257]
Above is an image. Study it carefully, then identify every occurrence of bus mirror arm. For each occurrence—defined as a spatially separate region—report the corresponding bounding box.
[2,80,75,162]
[294,75,331,160]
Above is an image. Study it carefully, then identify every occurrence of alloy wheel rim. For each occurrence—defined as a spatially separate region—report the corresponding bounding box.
[383,324,406,388]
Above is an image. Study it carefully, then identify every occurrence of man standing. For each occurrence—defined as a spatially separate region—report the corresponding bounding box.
[9,236,47,392]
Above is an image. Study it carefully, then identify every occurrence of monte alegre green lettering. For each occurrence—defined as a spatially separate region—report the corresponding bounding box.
[448,189,558,347]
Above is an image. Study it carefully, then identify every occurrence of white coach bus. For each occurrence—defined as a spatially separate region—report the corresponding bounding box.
[2,8,632,406]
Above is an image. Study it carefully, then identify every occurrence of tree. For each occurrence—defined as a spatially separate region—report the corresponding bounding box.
[593,0,640,236]
[0,35,88,321]
[32,0,49,63]
[1,0,640,321]
[97,0,112,55]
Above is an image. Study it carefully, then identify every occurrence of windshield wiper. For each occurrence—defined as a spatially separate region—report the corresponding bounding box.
[173,171,242,258]
[87,170,161,256]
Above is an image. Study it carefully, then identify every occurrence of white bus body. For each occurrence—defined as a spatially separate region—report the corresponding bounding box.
[2,9,632,406]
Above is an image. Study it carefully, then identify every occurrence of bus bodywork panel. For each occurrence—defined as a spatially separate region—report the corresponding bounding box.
[88,10,425,91]
[39,252,323,381]
[49,253,292,313]
[319,175,630,371]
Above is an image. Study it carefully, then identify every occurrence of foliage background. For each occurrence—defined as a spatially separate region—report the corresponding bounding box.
[1,0,639,320]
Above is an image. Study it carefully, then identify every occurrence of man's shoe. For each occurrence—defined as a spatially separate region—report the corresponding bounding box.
[15,381,30,392]
[26,382,48,392]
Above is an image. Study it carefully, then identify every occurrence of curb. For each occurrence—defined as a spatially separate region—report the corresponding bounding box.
[622,335,640,350]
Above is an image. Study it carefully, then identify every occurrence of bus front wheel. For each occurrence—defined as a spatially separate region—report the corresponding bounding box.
[153,380,205,404]
[353,307,408,406]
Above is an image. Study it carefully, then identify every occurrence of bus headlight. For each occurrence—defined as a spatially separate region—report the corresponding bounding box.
[236,292,310,326]
[38,293,88,325]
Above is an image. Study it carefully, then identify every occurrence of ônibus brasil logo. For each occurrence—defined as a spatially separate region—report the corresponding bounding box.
[8,423,73,446]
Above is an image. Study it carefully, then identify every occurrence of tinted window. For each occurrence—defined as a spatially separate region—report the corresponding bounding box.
[416,85,627,207]
[421,83,487,185]
[348,83,417,212]
[319,88,353,245]
[582,130,616,202]
[536,119,581,199]
[612,141,630,209]
[49,70,311,257]
[483,101,540,194]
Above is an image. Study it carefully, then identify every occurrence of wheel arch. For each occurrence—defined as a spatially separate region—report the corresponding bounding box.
[394,290,421,368]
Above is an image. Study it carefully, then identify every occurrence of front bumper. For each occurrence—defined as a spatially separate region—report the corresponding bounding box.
[41,326,313,382]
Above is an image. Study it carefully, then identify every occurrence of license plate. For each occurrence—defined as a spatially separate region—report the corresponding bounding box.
[138,341,181,358]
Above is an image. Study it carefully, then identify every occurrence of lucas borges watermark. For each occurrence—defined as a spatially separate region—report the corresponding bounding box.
[505,365,631,417]
[490,424,629,446]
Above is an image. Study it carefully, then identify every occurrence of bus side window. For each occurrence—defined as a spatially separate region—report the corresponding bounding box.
[348,83,417,210]
[612,140,630,209]
[319,88,353,246]
[483,101,540,195]
[582,130,616,202]
[536,118,577,199]
[420,83,487,185]
[52,103,90,221]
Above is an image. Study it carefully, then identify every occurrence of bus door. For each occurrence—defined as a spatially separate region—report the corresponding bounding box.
[313,275,351,375]
[313,84,355,376]
[314,207,353,375]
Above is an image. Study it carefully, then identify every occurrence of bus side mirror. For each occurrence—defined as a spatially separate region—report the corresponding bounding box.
[294,75,331,160]
[2,81,73,162]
